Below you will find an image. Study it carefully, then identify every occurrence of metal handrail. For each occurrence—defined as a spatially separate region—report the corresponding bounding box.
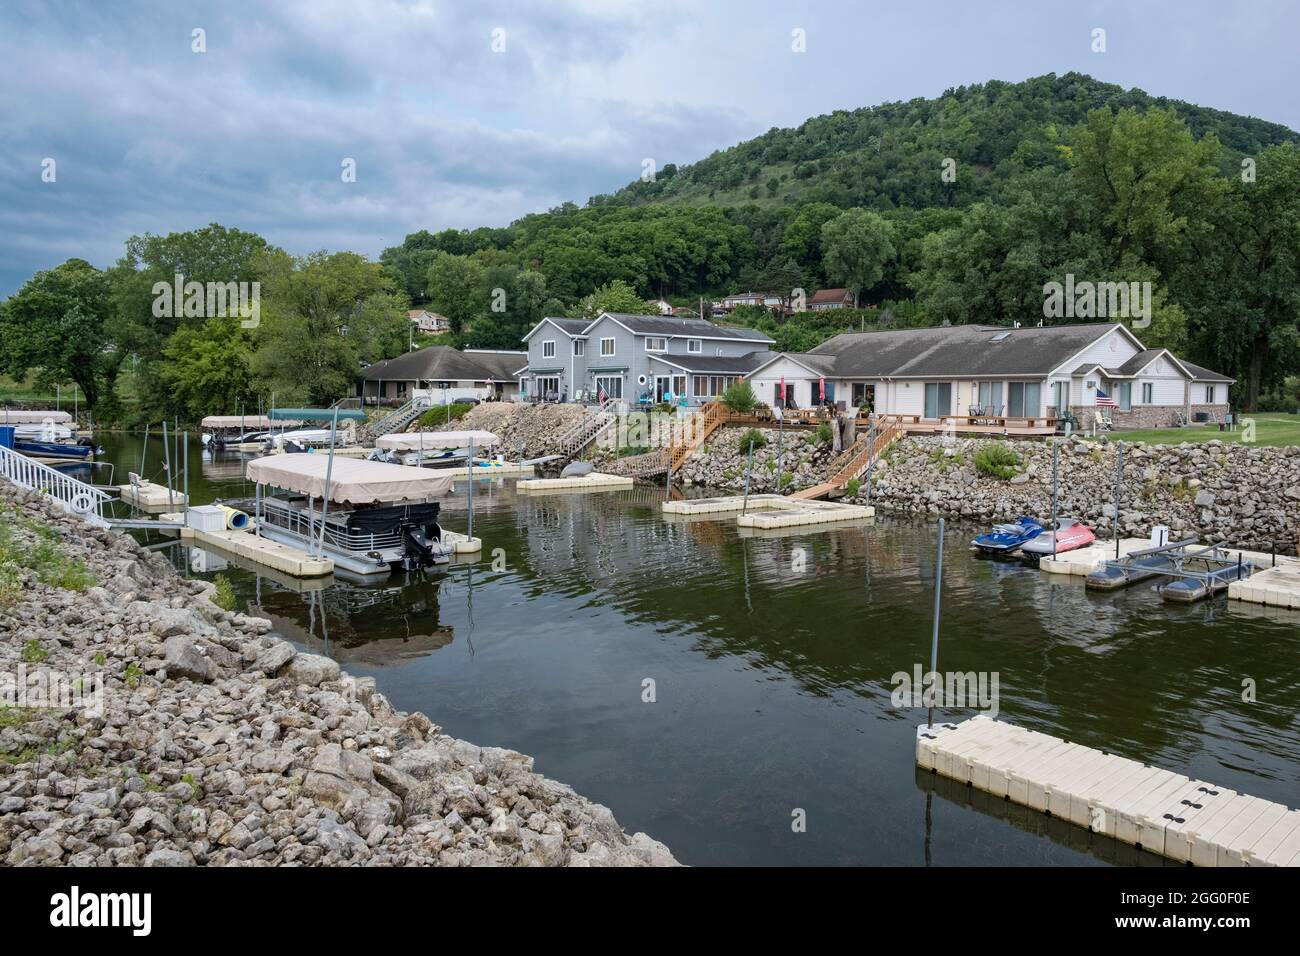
[257,498,406,553]
[0,444,111,525]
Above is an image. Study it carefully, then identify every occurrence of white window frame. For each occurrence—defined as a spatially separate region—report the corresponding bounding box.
[644,337,666,352]
[573,339,585,357]
[687,339,702,353]
[1142,382,1153,404]
[600,337,616,358]
[542,339,556,359]
[1206,385,1216,404]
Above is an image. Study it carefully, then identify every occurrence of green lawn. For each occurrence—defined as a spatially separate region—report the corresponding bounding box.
[1089,413,1300,448]
[0,373,71,404]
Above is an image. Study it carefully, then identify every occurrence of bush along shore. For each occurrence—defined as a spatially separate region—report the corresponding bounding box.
[846,434,1300,554]
[0,484,676,866]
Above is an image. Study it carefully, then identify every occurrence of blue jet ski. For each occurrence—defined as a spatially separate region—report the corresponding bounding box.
[971,516,1044,555]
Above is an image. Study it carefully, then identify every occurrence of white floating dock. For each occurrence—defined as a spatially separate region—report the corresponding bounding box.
[516,472,633,493]
[118,481,187,512]
[453,462,535,479]
[662,493,873,530]
[917,715,1300,866]
[1229,562,1300,610]
[441,530,483,554]
[174,525,334,577]
[1039,537,1151,575]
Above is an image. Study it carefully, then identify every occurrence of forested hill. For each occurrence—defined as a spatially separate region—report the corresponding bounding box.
[592,72,1297,211]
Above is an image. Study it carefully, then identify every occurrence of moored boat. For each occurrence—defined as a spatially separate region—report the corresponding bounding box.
[1019,517,1096,556]
[235,453,457,577]
[971,516,1043,554]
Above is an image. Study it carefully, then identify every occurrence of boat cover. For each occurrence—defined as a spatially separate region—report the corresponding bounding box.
[246,453,454,503]
[201,415,298,429]
[374,430,499,451]
[0,410,73,423]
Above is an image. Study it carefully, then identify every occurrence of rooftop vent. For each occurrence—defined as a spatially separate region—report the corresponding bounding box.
[990,331,1012,343]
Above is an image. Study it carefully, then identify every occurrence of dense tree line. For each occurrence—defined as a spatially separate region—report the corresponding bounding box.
[2,73,1297,420]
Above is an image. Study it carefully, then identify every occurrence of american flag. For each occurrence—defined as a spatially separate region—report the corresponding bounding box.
[1095,388,1119,408]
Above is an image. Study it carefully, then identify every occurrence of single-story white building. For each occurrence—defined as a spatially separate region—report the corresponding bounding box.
[745,322,1233,429]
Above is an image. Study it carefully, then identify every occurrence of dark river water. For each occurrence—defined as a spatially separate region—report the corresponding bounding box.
[86,433,1300,866]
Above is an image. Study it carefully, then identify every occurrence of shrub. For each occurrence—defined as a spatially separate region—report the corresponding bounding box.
[721,380,758,414]
[416,402,472,428]
[737,428,767,454]
[845,478,862,497]
[21,639,47,663]
[973,442,1020,480]
[778,471,794,489]
[814,422,833,444]
[212,573,237,612]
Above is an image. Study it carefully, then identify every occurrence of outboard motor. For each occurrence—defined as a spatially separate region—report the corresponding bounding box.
[401,524,436,570]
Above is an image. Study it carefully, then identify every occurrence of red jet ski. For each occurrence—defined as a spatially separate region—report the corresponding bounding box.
[1019,517,1096,557]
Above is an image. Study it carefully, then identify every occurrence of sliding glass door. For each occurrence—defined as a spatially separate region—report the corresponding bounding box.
[924,382,952,419]
[1007,381,1042,417]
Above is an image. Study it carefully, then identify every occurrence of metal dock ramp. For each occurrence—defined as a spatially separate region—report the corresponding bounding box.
[917,715,1300,866]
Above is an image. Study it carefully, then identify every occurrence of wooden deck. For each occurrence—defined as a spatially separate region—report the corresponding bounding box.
[875,413,1059,437]
[918,715,1300,866]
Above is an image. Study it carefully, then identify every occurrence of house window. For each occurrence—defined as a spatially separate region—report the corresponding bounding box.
[693,375,709,397]
[1007,381,1041,418]
[573,339,585,356]
[1206,385,1216,404]
[594,375,622,400]
[1142,382,1154,404]
[924,383,952,419]
[1053,381,1069,414]
[542,340,556,359]
[1118,382,1132,411]
[977,382,1004,415]
[687,339,702,353]
[645,337,666,352]
[600,337,615,357]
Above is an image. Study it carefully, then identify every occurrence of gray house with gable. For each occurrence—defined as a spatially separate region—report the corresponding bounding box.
[518,313,774,404]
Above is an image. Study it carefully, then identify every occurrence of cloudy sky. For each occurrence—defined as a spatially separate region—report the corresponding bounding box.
[1,0,1297,296]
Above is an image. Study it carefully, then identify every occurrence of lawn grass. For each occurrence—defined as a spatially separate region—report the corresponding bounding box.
[1089,413,1300,448]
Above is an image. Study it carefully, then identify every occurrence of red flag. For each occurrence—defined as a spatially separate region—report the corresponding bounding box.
[779,375,785,404]
[819,377,825,401]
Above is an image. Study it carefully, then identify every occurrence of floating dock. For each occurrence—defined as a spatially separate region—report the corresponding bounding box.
[663,493,873,530]
[917,715,1300,866]
[517,472,634,493]
[1038,537,1151,575]
[451,462,535,479]
[118,481,187,512]
[164,517,334,577]
[1229,560,1300,610]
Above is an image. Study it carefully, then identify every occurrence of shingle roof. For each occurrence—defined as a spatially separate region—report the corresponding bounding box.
[808,323,1122,378]
[599,312,774,343]
[1178,360,1235,383]
[809,288,851,304]
[648,351,771,373]
[360,346,525,382]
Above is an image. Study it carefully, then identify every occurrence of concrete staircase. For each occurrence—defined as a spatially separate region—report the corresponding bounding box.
[364,397,429,442]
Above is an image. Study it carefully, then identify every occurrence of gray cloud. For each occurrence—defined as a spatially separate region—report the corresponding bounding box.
[1,0,1296,295]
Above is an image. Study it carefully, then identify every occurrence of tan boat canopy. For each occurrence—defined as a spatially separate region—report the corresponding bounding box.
[246,453,454,503]
[0,410,73,423]
[374,430,500,451]
[202,415,299,429]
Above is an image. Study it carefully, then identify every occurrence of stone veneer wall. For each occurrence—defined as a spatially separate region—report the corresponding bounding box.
[1069,403,1230,430]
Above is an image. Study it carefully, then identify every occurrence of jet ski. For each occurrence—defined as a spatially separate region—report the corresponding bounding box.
[1019,517,1096,557]
[971,516,1044,554]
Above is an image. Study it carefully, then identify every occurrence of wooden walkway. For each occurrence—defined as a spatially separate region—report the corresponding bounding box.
[793,420,902,500]
[917,715,1300,866]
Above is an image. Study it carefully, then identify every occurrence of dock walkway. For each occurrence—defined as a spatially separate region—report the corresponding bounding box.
[917,715,1300,866]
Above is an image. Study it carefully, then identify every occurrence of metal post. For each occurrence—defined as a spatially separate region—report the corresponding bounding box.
[467,437,475,542]
[316,407,340,558]
[140,423,149,475]
[1051,440,1059,559]
[1114,441,1123,560]
[865,418,875,504]
[161,419,175,512]
[927,517,945,729]
[255,484,261,538]
[741,440,755,515]
[183,431,189,520]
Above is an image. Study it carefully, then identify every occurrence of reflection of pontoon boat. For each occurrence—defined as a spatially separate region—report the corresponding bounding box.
[370,430,500,467]
[236,454,456,577]
[1019,518,1096,556]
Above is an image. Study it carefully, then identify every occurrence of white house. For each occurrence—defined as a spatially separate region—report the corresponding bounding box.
[745,322,1233,428]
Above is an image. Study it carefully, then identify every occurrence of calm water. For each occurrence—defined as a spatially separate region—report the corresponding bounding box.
[90,433,1300,866]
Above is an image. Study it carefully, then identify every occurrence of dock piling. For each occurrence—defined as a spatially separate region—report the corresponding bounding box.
[928,517,945,729]
[741,440,755,515]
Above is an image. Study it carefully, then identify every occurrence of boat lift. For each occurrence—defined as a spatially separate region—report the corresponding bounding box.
[1086,538,1256,602]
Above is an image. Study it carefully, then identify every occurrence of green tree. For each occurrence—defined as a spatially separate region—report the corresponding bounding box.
[0,259,120,410]
[575,280,658,322]
[425,252,487,336]
[821,208,897,306]
[156,315,253,421]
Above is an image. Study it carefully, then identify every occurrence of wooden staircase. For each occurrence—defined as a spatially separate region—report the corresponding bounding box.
[792,419,902,500]
[668,401,727,472]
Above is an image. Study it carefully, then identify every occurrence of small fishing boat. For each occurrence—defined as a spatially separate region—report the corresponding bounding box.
[971,516,1043,554]
[201,415,296,448]
[1020,517,1096,557]
[15,437,96,461]
[370,430,499,468]
[237,453,457,577]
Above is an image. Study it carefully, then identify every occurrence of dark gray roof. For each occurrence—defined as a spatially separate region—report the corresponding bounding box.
[360,346,525,382]
[526,317,590,339]
[1179,360,1235,383]
[808,323,1122,378]
[599,312,774,343]
[1114,348,1166,376]
[648,351,771,374]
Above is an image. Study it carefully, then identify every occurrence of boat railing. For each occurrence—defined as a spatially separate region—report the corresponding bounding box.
[257,498,407,554]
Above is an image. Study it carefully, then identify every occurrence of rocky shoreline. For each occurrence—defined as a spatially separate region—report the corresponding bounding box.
[0,483,677,866]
